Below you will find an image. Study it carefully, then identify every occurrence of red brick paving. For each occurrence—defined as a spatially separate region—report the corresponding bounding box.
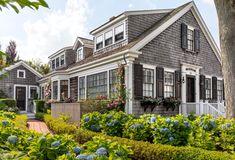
[27,120,52,134]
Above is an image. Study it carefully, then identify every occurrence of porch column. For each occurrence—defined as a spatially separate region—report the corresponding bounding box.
[125,61,133,114]
[181,67,187,115]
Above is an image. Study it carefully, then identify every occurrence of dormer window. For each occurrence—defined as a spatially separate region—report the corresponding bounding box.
[96,35,103,50]
[114,24,124,42]
[56,57,59,67]
[105,30,113,46]
[17,70,26,78]
[60,55,65,66]
[52,60,55,70]
[77,48,83,61]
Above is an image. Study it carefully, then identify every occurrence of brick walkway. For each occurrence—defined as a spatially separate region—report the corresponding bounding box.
[27,120,52,134]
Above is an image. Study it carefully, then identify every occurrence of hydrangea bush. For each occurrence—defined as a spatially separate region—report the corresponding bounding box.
[81,112,102,132]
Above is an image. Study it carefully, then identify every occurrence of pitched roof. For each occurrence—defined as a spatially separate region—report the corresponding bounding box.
[3,61,43,78]
[48,46,73,59]
[72,37,93,50]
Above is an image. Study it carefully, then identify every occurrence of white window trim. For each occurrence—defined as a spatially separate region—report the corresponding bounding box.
[104,30,113,47]
[187,25,195,51]
[94,20,126,52]
[50,53,66,70]
[17,69,26,78]
[13,84,28,113]
[76,47,84,62]
[29,85,39,99]
[164,70,175,98]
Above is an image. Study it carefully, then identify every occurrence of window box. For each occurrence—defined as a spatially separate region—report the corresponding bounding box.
[140,97,162,112]
[162,97,181,111]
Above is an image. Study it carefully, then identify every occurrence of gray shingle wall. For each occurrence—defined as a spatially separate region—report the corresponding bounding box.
[127,13,168,42]
[65,49,76,67]
[132,11,222,115]
[0,65,39,98]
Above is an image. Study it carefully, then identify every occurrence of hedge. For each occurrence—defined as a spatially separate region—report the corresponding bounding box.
[34,100,45,113]
[44,115,235,160]
[0,99,16,108]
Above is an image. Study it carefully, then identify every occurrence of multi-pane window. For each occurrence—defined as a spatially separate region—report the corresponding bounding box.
[61,55,65,66]
[109,69,117,98]
[53,81,58,100]
[60,80,68,100]
[87,72,107,99]
[30,87,37,99]
[56,57,60,68]
[143,68,154,97]
[17,70,25,78]
[205,78,211,100]
[79,77,85,100]
[96,35,103,50]
[77,48,83,61]
[164,72,174,98]
[114,24,124,42]
[52,60,55,70]
[105,30,113,46]
[187,28,194,51]
[217,80,223,102]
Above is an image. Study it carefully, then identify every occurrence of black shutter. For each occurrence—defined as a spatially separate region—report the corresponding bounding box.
[212,77,217,100]
[194,29,200,53]
[134,64,143,99]
[181,23,188,49]
[175,71,181,99]
[200,75,206,100]
[156,67,164,98]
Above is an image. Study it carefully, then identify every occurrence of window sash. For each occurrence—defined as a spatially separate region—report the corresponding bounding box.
[79,77,85,100]
[164,72,174,98]
[115,24,124,42]
[56,57,60,67]
[187,29,194,51]
[53,81,58,100]
[77,49,83,61]
[60,55,65,65]
[52,60,55,69]
[143,68,154,97]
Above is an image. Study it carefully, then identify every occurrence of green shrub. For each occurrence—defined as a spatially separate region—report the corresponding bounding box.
[35,112,45,121]
[81,112,102,132]
[152,114,192,146]
[101,111,133,137]
[44,115,235,160]
[34,100,45,113]
[0,99,16,108]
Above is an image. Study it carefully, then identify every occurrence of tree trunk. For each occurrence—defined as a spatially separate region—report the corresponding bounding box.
[214,0,235,118]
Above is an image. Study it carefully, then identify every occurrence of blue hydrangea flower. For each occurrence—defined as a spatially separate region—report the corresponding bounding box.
[7,135,18,144]
[116,151,123,157]
[27,137,33,141]
[174,120,179,125]
[107,122,113,127]
[166,118,171,124]
[76,154,88,160]
[164,128,170,133]
[40,136,46,141]
[108,115,113,119]
[221,125,226,130]
[200,117,204,121]
[129,124,136,130]
[169,137,174,142]
[209,120,216,126]
[86,154,96,160]
[66,152,71,156]
[84,116,90,122]
[226,123,231,128]
[150,117,156,123]
[51,141,60,148]
[183,121,189,126]
[203,125,208,130]
[73,146,82,154]
[112,119,118,125]
[96,147,108,157]
[136,123,144,129]
[2,120,9,126]
[90,125,98,132]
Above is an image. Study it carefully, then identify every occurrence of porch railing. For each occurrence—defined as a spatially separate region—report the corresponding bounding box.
[180,101,226,118]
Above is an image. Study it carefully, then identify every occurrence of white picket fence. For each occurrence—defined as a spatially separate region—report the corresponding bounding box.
[180,101,226,118]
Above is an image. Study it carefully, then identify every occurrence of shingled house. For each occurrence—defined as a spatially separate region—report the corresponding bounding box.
[39,2,225,116]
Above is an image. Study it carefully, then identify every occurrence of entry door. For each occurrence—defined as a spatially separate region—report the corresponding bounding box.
[16,86,26,111]
[186,76,195,102]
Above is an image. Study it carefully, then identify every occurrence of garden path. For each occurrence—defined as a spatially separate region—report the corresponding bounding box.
[27,120,52,134]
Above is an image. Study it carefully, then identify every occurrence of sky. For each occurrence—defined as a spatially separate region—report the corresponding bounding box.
[0,0,218,63]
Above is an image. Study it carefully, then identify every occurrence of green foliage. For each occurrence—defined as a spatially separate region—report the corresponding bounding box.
[163,97,181,111]
[0,99,19,113]
[80,99,110,114]
[81,112,102,132]
[0,90,7,98]
[101,111,133,137]
[25,59,50,75]
[35,112,45,121]
[152,114,192,146]
[34,100,45,113]
[0,99,16,108]
[0,0,49,13]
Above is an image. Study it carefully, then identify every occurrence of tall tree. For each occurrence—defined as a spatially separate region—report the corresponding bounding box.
[26,59,50,75]
[214,0,235,118]
[0,0,48,13]
[5,41,17,65]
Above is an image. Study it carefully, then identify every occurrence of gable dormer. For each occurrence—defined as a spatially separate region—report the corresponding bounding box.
[90,17,127,55]
[73,37,93,62]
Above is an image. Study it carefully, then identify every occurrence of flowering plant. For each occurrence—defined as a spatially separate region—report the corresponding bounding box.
[44,80,51,100]
[162,97,181,111]
[107,96,125,111]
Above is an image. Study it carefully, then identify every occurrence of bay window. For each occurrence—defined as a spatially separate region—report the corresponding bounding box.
[87,72,107,99]
[114,24,124,42]
[60,55,65,66]
[143,68,154,97]
[164,72,174,98]
[105,30,113,46]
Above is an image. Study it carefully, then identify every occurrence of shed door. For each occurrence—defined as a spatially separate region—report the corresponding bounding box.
[15,86,26,111]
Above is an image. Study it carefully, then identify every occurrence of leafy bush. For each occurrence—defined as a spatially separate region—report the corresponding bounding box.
[0,99,16,108]
[152,114,192,146]
[80,99,110,114]
[0,99,18,113]
[35,112,45,121]
[34,100,45,113]
[81,112,102,132]
[101,111,133,137]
